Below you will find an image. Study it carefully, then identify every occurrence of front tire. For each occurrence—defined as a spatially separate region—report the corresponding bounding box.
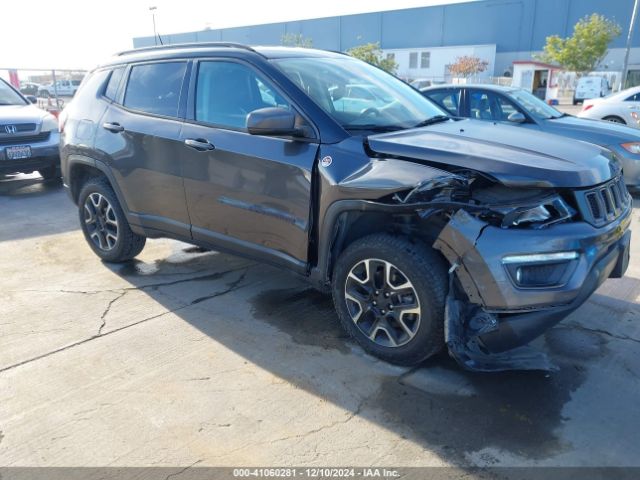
[332,234,448,366]
[603,115,626,124]
[78,178,146,262]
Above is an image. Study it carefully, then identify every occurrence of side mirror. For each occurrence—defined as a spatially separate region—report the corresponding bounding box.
[26,95,37,104]
[247,107,299,136]
[507,111,526,123]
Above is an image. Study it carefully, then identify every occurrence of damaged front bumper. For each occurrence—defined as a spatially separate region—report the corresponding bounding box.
[434,207,632,371]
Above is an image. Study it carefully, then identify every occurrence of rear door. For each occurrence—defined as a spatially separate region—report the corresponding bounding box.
[179,58,318,269]
[94,60,191,238]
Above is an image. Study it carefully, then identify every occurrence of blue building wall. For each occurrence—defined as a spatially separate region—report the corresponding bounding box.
[133,0,638,52]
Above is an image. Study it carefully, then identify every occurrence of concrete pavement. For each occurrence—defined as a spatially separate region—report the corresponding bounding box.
[1,173,639,471]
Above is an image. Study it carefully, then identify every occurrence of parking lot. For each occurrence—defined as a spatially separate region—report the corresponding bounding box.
[0,170,639,472]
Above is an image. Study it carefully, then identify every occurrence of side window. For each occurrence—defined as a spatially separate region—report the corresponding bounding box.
[426,89,461,115]
[470,90,519,121]
[104,67,125,101]
[124,62,187,117]
[495,95,518,119]
[626,93,640,102]
[409,52,418,69]
[195,61,290,129]
[72,70,109,104]
[420,52,430,69]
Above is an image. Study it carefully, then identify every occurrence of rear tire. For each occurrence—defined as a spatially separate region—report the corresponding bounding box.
[77,177,146,262]
[331,234,448,366]
[603,115,626,124]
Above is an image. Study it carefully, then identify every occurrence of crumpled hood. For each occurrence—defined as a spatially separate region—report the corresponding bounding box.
[367,119,619,188]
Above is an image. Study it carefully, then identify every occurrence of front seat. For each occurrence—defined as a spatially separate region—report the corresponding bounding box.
[473,97,492,120]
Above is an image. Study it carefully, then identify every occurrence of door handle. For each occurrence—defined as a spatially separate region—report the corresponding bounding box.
[184,138,215,151]
[102,122,124,133]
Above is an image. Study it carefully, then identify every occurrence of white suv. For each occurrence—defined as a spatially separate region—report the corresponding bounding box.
[38,79,81,98]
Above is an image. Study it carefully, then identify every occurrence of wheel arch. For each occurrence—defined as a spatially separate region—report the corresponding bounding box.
[66,155,137,228]
[603,115,626,124]
[309,199,448,291]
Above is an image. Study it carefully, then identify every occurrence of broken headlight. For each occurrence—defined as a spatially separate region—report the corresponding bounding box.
[500,196,575,229]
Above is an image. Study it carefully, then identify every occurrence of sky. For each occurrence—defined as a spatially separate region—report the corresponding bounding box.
[0,0,474,71]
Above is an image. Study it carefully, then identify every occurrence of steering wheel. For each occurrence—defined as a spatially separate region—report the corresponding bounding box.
[357,107,381,119]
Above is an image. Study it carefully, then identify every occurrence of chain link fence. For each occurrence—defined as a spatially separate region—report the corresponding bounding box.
[0,68,87,117]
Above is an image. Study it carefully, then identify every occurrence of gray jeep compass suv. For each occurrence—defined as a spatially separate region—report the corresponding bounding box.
[60,43,631,371]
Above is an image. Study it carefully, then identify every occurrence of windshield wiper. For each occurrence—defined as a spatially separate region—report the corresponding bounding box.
[411,115,451,128]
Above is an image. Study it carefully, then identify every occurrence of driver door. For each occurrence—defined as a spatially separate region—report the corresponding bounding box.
[179,59,318,269]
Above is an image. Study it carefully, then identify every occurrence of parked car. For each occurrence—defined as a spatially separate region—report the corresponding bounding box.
[20,82,42,96]
[410,79,445,90]
[0,78,61,179]
[410,79,433,90]
[331,84,394,113]
[573,75,610,105]
[38,79,81,98]
[60,44,631,371]
[422,84,640,188]
[578,85,640,128]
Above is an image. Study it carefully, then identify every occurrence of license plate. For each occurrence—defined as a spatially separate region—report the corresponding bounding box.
[5,145,32,160]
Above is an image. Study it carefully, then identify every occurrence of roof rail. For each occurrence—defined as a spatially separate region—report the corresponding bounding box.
[116,42,257,57]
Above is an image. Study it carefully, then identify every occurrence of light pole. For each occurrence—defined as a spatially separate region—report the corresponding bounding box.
[149,6,158,46]
[621,0,639,91]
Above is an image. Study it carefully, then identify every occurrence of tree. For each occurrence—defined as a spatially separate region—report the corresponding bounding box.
[537,14,621,74]
[346,43,397,74]
[281,33,313,48]
[448,55,489,78]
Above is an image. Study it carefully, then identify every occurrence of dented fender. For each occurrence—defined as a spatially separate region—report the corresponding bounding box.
[432,210,492,306]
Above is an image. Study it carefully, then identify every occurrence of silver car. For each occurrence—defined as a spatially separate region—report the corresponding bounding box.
[422,84,640,188]
[0,78,61,179]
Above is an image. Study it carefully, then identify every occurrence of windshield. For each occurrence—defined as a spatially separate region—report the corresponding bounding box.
[506,89,562,120]
[0,80,27,106]
[272,56,447,131]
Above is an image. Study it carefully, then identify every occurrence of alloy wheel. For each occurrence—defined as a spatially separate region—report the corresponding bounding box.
[84,192,119,251]
[344,258,421,348]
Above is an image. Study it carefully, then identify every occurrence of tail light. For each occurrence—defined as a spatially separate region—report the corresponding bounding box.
[582,104,594,112]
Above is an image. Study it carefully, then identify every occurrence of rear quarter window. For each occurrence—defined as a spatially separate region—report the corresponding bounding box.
[123,62,187,117]
[104,67,126,101]
[71,70,109,104]
[426,89,460,115]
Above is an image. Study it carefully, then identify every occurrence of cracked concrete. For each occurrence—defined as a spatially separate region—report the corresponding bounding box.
[1,174,640,469]
[98,291,128,335]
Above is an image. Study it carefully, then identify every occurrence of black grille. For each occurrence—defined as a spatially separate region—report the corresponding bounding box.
[0,123,36,133]
[575,176,630,227]
[0,131,50,145]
